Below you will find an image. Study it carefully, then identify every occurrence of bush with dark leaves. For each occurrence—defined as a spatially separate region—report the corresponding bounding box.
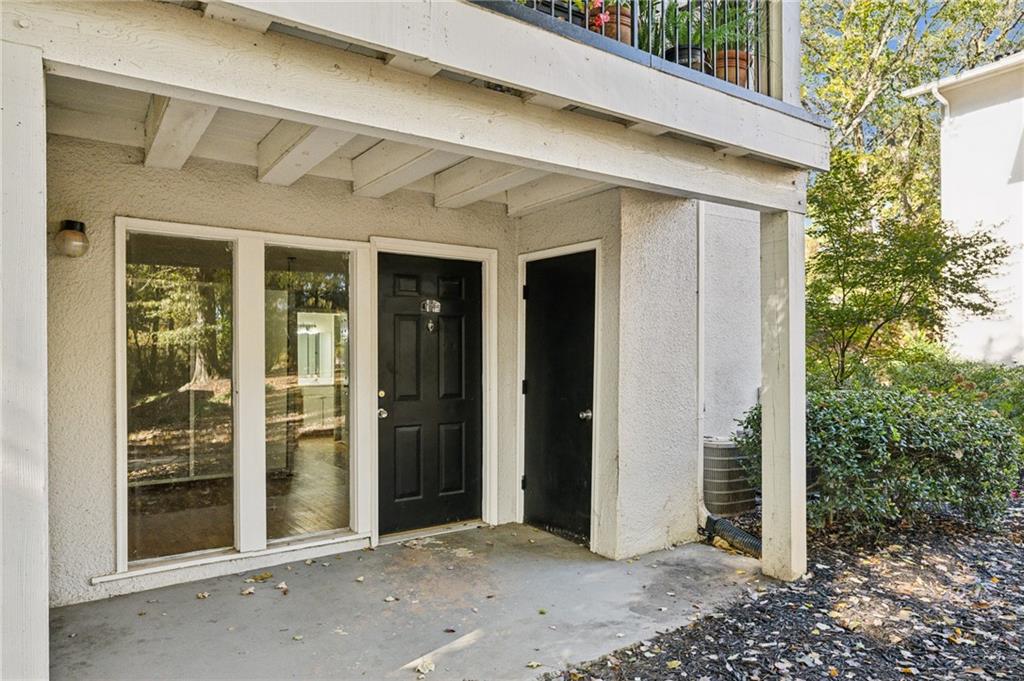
[736,389,1023,533]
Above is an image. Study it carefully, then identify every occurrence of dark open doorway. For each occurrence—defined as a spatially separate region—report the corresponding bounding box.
[522,249,597,543]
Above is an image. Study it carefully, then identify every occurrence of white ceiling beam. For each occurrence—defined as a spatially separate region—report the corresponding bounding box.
[523,92,572,110]
[628,121,671,136]
[353,141,465,198]
[434,158,545,209]
[203,1,272,33]
[257,120,357,186]
[14,0,808,212]
[507,176,610,217]
[715,145,751,158]
[338,134,382,159]
[48,106,354,182]
[220,0,829,170]
[143,95,218,169]
[384,53,442,78]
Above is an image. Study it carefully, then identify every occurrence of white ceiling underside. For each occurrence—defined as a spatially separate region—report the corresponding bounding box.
[45,74,611,214]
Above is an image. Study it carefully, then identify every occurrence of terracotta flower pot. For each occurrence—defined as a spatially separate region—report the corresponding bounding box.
[590,7,632,45]
[715,49,750,87]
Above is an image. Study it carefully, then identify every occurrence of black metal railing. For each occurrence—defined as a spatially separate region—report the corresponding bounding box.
[514,0,772,96]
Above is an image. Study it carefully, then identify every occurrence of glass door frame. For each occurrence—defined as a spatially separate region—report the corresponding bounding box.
[114,217,374,572]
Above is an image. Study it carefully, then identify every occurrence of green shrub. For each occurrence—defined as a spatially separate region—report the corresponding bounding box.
[735,389,1023,534]
[882,350,1024,442]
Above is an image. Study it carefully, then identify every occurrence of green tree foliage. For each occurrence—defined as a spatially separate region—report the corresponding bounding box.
[806,149,1011,385]
[802,1,1023,384]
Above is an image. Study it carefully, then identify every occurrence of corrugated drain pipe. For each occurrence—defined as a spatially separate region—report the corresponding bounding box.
[695,200,762,560]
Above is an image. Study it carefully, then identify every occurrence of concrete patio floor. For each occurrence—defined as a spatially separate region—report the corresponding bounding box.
[50,524,762,680]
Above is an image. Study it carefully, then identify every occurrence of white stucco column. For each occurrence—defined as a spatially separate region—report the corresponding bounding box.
[615,190,699,558]
[759,210,807,581]
[1,39,50,679]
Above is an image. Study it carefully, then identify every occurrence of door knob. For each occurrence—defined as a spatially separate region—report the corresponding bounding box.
[578,408,593,421]
[377,408,389,419]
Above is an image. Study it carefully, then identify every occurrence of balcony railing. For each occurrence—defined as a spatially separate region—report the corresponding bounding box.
[501,0,773,97]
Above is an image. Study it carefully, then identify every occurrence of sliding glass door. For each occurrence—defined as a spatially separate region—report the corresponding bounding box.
[264,246,351,540]
[125,233,235,561]
[120,221,364,566]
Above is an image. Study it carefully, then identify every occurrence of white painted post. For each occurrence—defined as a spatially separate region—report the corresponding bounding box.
[233,237,267,552]
[1,40,50,680]
[760,210,807,581]
[769,0,802,106]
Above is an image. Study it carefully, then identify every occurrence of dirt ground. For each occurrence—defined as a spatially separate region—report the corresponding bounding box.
[545,498,1023,680]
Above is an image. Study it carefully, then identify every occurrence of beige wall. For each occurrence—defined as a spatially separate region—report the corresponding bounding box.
[46,136,761,605]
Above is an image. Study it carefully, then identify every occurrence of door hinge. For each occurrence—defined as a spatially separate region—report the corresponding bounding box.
[521,475,527,490]
[522,284,528,300]
[521,379,528,395]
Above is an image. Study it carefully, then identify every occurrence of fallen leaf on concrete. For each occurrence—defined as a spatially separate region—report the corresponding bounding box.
[383,595,398,602]
[240,587,255,596]
[526,661,542,669]
[247,571,273,583]
[275,582,288,595]
[196,592,209,600]
[292,635,303,641]
[355,576,364,583]
[415,661,435,674]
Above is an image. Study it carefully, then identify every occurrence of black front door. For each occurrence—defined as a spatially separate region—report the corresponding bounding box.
[378,253,482,535]
[523,250,596,543]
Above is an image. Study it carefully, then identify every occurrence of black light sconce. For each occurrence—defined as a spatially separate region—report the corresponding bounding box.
[55,220,89,258]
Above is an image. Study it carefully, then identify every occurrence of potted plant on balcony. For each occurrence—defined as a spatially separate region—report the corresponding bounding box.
[706,0,754,87]
[660,0,710,73]
[576,0,633,45]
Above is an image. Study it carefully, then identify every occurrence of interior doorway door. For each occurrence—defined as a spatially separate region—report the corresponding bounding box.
[522,249,596,543]
[377,253,482,535]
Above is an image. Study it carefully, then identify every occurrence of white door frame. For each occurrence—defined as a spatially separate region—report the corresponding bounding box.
[369,237,500,546]
[516,240,603,551]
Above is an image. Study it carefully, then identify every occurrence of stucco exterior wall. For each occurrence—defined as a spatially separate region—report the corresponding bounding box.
[516,189,622,558]
[46,137,763,605]
[46,136,519,605]
[941,66,1024,364]
[615,190,700,558]
[703,204,761,437]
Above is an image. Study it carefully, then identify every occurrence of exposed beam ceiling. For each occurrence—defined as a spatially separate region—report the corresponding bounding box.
[257,121,357,186]
[507,176,610,217]
[434,158,545,209]
[352,141,465,198]
[143,95,217,169]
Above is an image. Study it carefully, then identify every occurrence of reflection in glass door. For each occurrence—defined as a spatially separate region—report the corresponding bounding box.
[125,233,234,561]
[265,246,351,540]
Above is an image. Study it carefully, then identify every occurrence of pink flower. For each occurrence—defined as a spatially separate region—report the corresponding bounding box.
[590,0,604,8]
[593,11,611,27]
[1011,489,1021,500]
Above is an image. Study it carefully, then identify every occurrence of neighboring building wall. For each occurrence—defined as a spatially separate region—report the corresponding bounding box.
[703,203,761,438]
[46,136,520,605]
[516,190,622,559]
[941,66,1024,364]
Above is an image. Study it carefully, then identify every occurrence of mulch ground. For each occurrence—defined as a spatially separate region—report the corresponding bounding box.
[543,498,1023,680]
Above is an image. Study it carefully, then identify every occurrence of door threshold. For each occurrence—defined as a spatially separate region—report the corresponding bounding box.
[379,519,486,546]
